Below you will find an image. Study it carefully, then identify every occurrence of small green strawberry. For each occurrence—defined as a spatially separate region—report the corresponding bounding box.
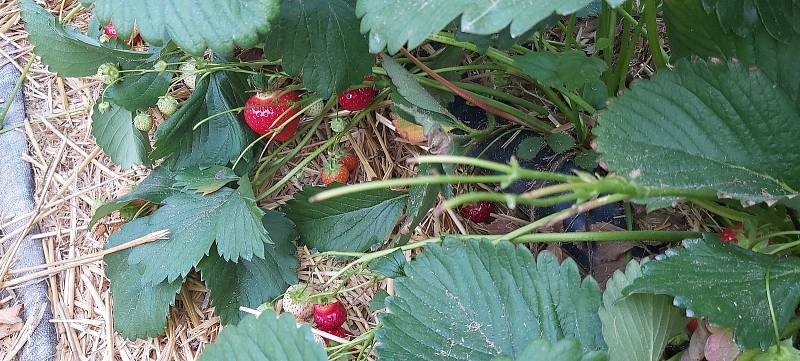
[305,100,324,118]
[133,113,153,132]
[97,63,120,85]
[330,117,347,134]
[157,95,178,116]
[98,101,111,114]
[154,60,168,72]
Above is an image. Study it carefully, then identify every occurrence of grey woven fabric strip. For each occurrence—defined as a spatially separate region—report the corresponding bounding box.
[0,50,57,360]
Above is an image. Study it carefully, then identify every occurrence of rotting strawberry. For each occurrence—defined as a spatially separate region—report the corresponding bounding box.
[244,90,301,142]
[340,149,358,172]
[314,301,347,331]
[282,283,315,320]
[460,201,495,223]
[337,87,375,111]
[321,160,349,185]
[322,327,349,346]
[103,21,118,39]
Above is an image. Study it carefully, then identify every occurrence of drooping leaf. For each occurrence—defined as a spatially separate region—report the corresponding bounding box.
[514,50,608,90]
[126,184,269,284]
[595,60,800,204]
[265,0,374,98]
[356,0,595,53]
[665,0,800,108]
[492,339,609,361]
[382,54,458,134]
[104,217,182,339]
[599,259,685,361]
[106,66,174,112]
[516,136,545,161]
[152,71,253,169]
[198,236,298,324]
[393,163,441,246]
[174,165,240,195]
[90,103,151,169]
[625,235,800,349]
[284,186,406,252]
[198,311,327,361]
[376,239,605,360]
[91,167,178,226]
[369,249,406,278]
[80,0,279,55]
[20,0,150,76]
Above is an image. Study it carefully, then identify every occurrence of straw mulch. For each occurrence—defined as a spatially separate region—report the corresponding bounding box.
[0,1,705,360]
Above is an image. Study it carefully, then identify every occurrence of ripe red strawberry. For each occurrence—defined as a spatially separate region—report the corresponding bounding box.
[460,201,495,223]
[687,318,699,334]
[322,326,349,346]
[338,87,375,111]
[282,283,315,320]
[314,301,347,331]
[322,161,349,185]
[720,224,741,243]
[244,90,301,142]
[103,21,118,39]
[340,149,358,172]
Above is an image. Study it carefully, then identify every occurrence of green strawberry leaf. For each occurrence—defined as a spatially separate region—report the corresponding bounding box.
[106,58,176,111]
[574,150,599,171]
[152,71,253,169]
[516,136,545,161]
[198,311,327,361]
[377,239,606,360]
[91,166,178,226]
[104,217,182,339]
[595,60,800,204]
[369,289,390,313]
[369,249,406,278]
[699,0,800,39]
[20,0,151,77]
[174,165,240,195]
[513,50,608,90]
[284,186,406,252]
[198,238,298,324]
[625,235,800,349]
[264,0,374,98]
[126,182,269,284]
[356,0,596,53]
[492,339,609,361]
[665,0,800,108]
[393,163,441,246]
[90,103,151,169]
[80,0,279,56]
[599,259,685,361]
[546,133,576,154]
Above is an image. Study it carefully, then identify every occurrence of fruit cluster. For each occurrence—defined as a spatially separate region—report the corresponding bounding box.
[281,283,349,346]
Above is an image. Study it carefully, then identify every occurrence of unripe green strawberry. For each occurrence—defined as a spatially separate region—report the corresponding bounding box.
[154,60,168,72]
[133,113,153,132]
[99,34,111,43]
[97,63,120,85]
[157,95,178,116]
[305,100,324,118]
[179,61,197,90]
[330,117,347,134]
[98,101,111,114]
[282,283,315,320]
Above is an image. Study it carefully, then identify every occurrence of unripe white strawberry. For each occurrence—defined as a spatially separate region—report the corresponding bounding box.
[282,283,315,320]
[330,117,347,134]
[98,101,111,114]
[179,61,197,90]
[154,60,168,72]
[97,63,120,85]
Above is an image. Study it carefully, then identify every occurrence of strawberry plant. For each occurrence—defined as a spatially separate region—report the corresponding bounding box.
[20,0,800,360]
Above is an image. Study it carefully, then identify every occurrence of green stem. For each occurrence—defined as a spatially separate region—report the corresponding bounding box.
[255,90,389,200]
[690,199,748,222]
[0,57,35,130]
[600,1,618,87]
[564,14,578,49]
[61,3,84,22]
[448,230,700,243]
[616,7,645,92]
[643,0,668,70]
[310,175,515,202]
[411,75,548,115]
[416,155,578,182]
[444,191,582,209]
